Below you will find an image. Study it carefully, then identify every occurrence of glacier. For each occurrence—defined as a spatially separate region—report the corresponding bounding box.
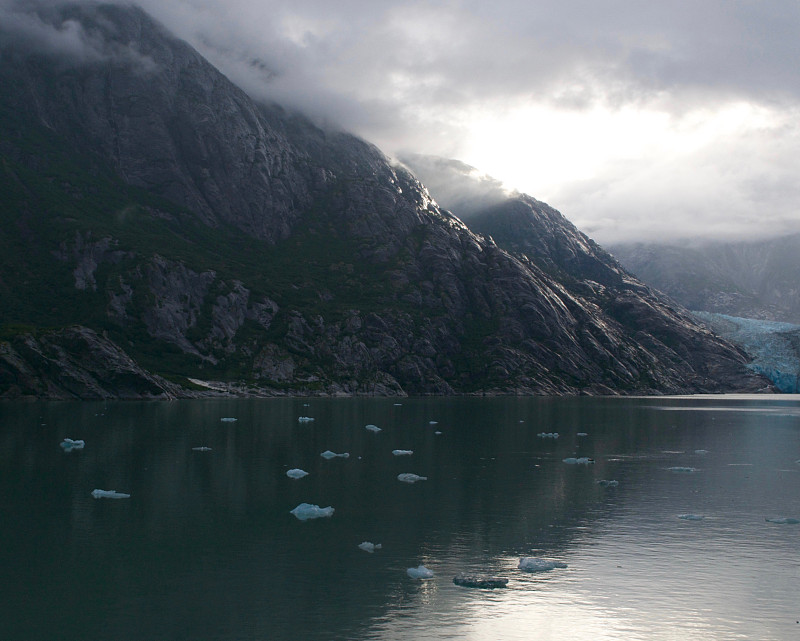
[693,312,800,393]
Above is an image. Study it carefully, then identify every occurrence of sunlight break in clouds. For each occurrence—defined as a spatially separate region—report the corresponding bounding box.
[7,0,800,244]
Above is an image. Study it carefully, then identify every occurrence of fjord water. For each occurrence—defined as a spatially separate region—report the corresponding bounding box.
[1,396,798,641]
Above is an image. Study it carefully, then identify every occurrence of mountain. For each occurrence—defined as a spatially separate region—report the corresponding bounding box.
[610,236,800,324]
[0,3,769,399]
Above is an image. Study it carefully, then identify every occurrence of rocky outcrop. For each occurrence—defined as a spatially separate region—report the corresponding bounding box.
[0,3,772,397]
[0,326,183,399]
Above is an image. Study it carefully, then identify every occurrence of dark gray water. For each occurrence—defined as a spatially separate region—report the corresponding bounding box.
[1,395,798,640]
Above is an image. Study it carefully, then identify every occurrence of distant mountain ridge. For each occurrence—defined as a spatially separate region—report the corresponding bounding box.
[0,3,769,398]
[610,236,800,324]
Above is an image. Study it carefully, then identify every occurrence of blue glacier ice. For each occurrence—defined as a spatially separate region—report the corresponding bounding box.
[693,312,800,392]
[518,557,567,572]
[60,438,85,451]
[407,565,434,579]
[290,503,334,520]
[91,489,130,499]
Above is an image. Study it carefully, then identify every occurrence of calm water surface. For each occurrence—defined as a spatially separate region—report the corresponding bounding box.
[1,395,798,641]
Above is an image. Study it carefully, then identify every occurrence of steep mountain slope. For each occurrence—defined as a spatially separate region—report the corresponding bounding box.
[610,237,800,323]
[0,3,769,398]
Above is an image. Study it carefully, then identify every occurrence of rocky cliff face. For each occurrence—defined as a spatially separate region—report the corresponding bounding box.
[0,3,770,398]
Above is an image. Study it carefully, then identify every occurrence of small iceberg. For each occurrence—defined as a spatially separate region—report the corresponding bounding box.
[286,468,309,479]
[365,424,382,433]
[765,517,800,524]
[434,431,442,435]
[397,473,427,483]
[358,541,382,553]
[429,421,438,425]
[563,457,594,465]
[407,565,434,579]
[297,416,315,423]
[694,449,709,455]
[290,503,334,520]
[518,557,567,572]
[577,432,588,437]
[60,438,85,451]
[321,450,349,459]
[453,573,508,589]
[192,446,212,451]
[678,514,705,521]
[537,432,559,439]
[392,449,413,456]
[668,466,698,473]
[220,417,237,422]
[91,489,130,499]
[597,479,618,487]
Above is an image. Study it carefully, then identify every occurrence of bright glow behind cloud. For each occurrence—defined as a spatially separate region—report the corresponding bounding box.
[6,0,800,244]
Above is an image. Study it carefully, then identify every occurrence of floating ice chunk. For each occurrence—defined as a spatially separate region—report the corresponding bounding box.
[320,450,349,459]
[434,431,442,435]
[537,432,559,439]
[192,446,212,451]
[91,489,130,499]
[394,403,403,406]
[286,468,309,479]
[563,457,594,465]
[453,573,508,589]
[668,466,698,473]
[407,565,434,579]
[577,432,588,437]
[694,449,709,455]
[297,416,315,423]
[765,517,800,524]
[220,417,237,422]
[392,449,413,456]
[678,514,705,520]
[60,438,85,451]
[597,479,618,487]
[518,557,567,572]
[429,421,438,425]
[365,424,382,433]
[290,503,334,520]
[397,473,427,483]
[358,541,382,553]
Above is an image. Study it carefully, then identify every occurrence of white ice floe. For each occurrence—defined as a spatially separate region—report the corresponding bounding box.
[429,421,438,425]
[286,468,309,479]
[518,557,568,572]
[577,432,588,437]
[694,449,709,455]
[392,449,413,456]
[563,457,594,465]
[765,517,800,524]
[192,446,212,451]
[321,450,349,459]
[365,424,382,433]
[407,565,434,579]
[60,438,85,451]
[434,431,442,435]
[91,489,130,499]
[397,473,427,483]
[358,541,382,553]
[220,417,237,422]
[297,416,315,423]
[668,466,698,473]
[290,503,334,520]
[537,432,559,439]
[597,479,619,487]
[678,514,705,520]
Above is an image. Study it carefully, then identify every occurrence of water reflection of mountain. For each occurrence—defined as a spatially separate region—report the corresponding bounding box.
[1,397,796,641]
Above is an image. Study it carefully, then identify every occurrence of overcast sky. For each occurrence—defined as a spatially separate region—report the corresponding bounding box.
[10,0,800,244]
